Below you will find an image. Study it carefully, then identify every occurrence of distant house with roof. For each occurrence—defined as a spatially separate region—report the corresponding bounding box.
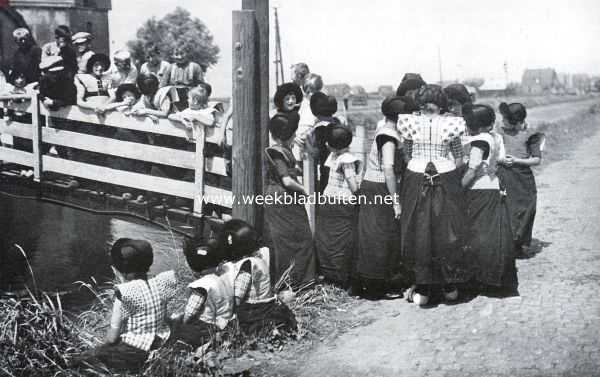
[521,68,562,94]
[324,83,351,99]
[478,78,508,97]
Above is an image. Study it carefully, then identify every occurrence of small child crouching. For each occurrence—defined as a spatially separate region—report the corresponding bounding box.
[73,238,178,373]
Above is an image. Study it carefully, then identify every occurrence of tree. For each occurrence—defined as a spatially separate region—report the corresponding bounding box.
[462,77,485,89]
[127,7,220,69]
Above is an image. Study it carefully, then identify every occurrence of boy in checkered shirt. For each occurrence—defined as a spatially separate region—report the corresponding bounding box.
[72,238,177,373]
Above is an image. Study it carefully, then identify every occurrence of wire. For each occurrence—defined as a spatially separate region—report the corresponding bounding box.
[0,188,196,238]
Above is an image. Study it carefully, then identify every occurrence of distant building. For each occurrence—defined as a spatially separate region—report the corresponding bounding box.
[521,68,562,94]
[324,83,352,99]
[377,85,394,98]
[478,78,508,97]
[1,0,112,68]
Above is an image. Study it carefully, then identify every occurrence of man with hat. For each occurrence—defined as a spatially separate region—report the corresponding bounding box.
[108,49,138,89]
[72,31,95,74]
[42,25,78,77]
[10,28,41,85]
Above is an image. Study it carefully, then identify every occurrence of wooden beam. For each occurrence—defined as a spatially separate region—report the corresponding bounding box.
[41,155,233,207]
[30,94,42,182]
[0,123,229,176]
[193,124,205,215]
[242,0,269,234]
[0,146,33,166]
[232,10,259,226]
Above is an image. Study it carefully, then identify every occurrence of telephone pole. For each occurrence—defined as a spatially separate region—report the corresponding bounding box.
[273,6,285,86]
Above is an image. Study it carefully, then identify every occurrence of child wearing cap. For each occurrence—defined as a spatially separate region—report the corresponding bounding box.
[72,32,95,74]
[357,95,412,299]
[73,238,178,373]
[10,28,41,85]
[462,104,517,296]
[42,25,77,77]
[315,121,362,288]
[397,85,470,306]
[264,112,316,288]
[39,56,77,111]
[169,219,296,347]
[108,49,138,89]
[496,102,544,258]
[305,92,339,193]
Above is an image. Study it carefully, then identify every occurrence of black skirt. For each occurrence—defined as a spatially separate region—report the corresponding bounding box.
[497,165,537,247]
[315,203,358,285]
[466,189,518,289]
[399,168,471,285]
[265,203,316,287]
[356,181,401,281]
[237,300,297,335]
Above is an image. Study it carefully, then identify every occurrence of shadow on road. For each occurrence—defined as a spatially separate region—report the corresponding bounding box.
[516,238,552,260]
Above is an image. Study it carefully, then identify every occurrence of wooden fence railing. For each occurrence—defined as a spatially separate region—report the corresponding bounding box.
[0,93,233,218]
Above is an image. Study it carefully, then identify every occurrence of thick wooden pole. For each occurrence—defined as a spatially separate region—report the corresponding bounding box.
[31,93,42,182]
[242,0,269,234]
[232,10,259,226]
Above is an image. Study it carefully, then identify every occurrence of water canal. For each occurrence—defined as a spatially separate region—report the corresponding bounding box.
[0,194,184,301]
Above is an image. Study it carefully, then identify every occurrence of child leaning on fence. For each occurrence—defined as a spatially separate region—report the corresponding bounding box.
[71,238,178,374]
[168,82,221,141]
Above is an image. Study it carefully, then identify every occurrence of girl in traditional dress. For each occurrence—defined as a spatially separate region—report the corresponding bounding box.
[462,104,518,295]
[170,220,296,347]
[166,46,204,111]
[315,122,362,288]
[264,112,316,288]
[357,96,416,299]
[496,102,544,257]
[398,85,470,306]
[307,92,339,192]
[272,82,303,114]
[73,239,178,373]
[74,53,112,113]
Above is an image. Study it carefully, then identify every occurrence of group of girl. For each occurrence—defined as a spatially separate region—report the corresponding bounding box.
[265,76,544,306]
[74,220,295,373]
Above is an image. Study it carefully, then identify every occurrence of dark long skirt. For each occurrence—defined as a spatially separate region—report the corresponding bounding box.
[497,165,537,248]
[237,300,297,335]
[466,189,518,289]
[168,320,220,349]
[265,202,316,288]
[400,169,471,285]
[75,341,148,373]
[315,203,358,285]
[357,181,401,283]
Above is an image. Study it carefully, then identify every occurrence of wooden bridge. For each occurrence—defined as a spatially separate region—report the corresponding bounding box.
[0,93,233,235]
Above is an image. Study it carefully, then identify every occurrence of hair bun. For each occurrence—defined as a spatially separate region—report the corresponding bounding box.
[499,102,509,114]
[462,102,474,116]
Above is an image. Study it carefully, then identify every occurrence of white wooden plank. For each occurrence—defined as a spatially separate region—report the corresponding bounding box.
[41,155,232,207]
[0,146,33,166]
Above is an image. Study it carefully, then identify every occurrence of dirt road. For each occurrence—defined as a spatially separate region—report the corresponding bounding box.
[268,99,600,377]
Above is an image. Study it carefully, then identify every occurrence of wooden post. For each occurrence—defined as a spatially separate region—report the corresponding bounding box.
[303,155,316,234]
[31,93,42,182]
[192,124,205,216]
[232,10,259,226]
[242,0,269,234]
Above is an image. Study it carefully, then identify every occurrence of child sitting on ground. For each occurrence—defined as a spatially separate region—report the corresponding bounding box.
[73,238,178,374]
[169,219,296,348]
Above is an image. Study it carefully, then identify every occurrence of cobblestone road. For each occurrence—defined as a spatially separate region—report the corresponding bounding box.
[273,106,600,377]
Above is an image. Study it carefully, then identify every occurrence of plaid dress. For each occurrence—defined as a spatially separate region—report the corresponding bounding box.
[117,270,178,351]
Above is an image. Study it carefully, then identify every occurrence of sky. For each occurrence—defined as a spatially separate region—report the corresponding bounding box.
[109,0,600,97]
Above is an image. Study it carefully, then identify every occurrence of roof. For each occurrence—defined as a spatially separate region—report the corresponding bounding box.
[479,78,508,91]
[9,0,111,9]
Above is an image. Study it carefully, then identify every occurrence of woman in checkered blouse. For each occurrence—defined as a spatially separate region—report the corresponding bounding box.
[73,238,178,373]
[398,84,472,307]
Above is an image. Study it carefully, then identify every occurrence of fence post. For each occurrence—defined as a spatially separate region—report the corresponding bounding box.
[355,124,368,170]
[31,93,42,182]
[232,10,259,226]
[242,0,269,235]
[303,155,316,234]
[193,125,205,216]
